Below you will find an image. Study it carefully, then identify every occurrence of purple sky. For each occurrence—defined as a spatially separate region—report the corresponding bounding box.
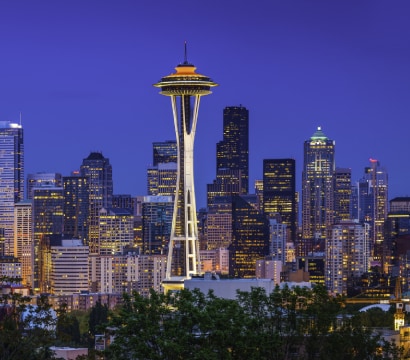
[0,1,409,207]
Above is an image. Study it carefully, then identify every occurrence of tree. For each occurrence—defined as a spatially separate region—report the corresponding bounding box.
[103,286,402,360]
[56,303,81,345]
[0,293,58,359]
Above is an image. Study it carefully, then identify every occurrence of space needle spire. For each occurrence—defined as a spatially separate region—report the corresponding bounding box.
[154,45,217,292]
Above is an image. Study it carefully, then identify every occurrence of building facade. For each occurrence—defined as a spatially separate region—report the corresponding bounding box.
[98,208,134,255]
[63,175,89,241]
[216,106,249,194]
[325,221,370,295]
[33,186,64,292]
[263,158,297,242]
[141,196,173,255]
[80,152,113,254]
[0,121,24,256]
[228,195,270,278]
[14,200,33,286]
[302,127,335,244]
[50,239,89,295]
[27,172,62,200]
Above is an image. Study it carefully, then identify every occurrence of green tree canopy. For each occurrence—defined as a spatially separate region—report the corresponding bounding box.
[104,285,402,360]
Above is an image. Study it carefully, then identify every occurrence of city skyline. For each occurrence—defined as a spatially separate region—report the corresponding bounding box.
[1,1,409,207]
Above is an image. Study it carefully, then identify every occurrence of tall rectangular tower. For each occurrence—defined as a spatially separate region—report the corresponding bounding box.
[356,160,388,264]
[0,121,24,256]
[63,175,89,242]
[141,196,173,255]
[302,127,335,243]
[263,159,297,242]
[80,152,113,254]
[228,195,270,278]
[326,221,370,295]
[33,186,64,292]
[14,200,32,286]
[216,106,249,194]
[333,168,352,223]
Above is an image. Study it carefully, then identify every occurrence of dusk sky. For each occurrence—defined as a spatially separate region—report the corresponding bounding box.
[1,1,409,207]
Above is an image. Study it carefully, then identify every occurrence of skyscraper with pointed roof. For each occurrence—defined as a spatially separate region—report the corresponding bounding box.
[0,121,24,256]
[302,127,335,246]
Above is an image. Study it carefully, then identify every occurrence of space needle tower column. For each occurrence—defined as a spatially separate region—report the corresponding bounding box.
[154,46,217,292]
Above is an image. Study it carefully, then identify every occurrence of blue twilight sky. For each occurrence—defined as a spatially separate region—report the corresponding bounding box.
[0,1,409,208]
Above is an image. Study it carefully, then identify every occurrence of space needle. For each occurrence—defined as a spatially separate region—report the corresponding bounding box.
[154,45,217,292]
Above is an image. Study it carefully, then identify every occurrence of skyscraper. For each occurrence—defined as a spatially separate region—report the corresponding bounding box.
[207,168,242,207]
[98,208,133,255]
[14,200,32,286]
[27,172,62,200]
[154,47,217,291]
[147,163,177,196]
[326,221,370,295]
[216,106,249,194]
[0,121,24,256]
[141,196,173,255]
[302,127,335,244]
[263,159,297,242]
[33,186,64,292]
[228,194,270,278]
[80,152,113,254]
[333,168,352,223]
[148,140,178,196]
[355,159,388,264]
[63,175,89,241]
[50,239,89,295]
[152,140,177,166]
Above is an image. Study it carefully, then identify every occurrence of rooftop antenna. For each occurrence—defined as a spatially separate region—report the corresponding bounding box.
[184,41,188,64]
[19,112,22,126]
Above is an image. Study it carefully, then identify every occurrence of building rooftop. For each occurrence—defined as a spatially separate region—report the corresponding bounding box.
[310,126,328,140]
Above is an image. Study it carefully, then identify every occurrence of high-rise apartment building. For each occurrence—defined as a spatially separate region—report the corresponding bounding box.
[80,152,113,254]
[63,175,89,241]
[216,106,249,194]
[27,172,62,200]
[0,121,24,256]
[302,127,335,243]
[14,200,32,286]
[263,159,297,242]
[326,221,370,295]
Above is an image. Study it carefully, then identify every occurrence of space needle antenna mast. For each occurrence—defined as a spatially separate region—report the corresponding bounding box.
[154,44,217,292]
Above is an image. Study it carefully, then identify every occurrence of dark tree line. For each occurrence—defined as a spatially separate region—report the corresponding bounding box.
[104,285,403,360]
[0,283,403,359]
